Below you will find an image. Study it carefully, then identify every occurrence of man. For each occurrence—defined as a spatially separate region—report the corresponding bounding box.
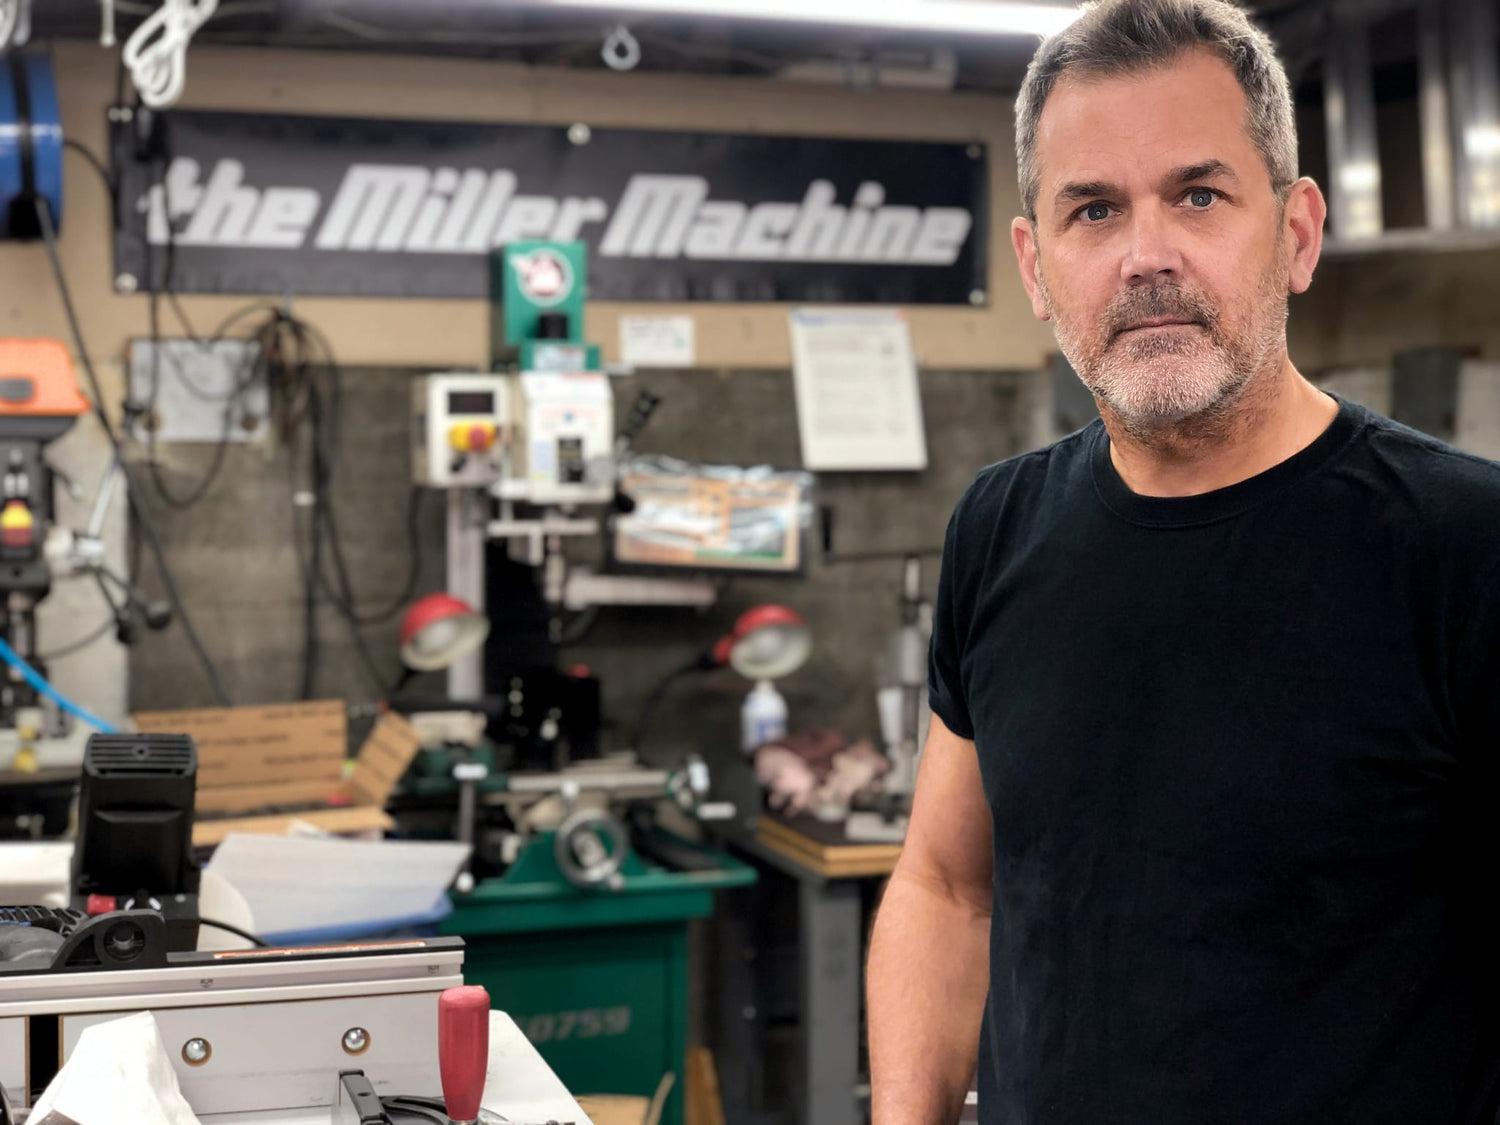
[866,1,1500,1123]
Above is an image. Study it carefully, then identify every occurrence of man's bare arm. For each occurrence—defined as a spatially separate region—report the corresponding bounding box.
[868,714,994,1125]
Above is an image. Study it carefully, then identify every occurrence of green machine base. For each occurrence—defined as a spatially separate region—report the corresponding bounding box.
[443,832,756,1125]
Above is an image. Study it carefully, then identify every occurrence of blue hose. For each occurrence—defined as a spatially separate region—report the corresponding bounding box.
[0,637,117,734]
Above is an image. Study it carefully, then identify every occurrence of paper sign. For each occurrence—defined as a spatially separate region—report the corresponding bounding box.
[620,315,697,368]
[788,308,928,471]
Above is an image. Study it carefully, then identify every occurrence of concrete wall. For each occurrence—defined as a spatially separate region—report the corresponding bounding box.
[4,40,1050,729]
[1288,249,1500,372]
[128,363,1050,759]
[7,42,1500,728]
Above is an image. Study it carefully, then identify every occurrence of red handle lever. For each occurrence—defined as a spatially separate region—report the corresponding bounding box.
[439,985,490,1123]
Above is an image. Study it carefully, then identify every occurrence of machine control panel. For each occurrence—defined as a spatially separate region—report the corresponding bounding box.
[413,374,511,488]
[501,372,615,506]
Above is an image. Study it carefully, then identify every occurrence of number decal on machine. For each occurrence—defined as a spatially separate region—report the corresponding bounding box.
[525,1006,632,1043]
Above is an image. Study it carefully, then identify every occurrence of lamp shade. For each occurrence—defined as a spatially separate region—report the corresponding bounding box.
[399,594,490,672]
[717,603,811,681]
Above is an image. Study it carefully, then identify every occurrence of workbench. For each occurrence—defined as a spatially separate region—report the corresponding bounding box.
[709,814,902,1125]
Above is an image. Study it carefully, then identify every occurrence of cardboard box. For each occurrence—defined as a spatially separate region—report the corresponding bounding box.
[131,701,422,848]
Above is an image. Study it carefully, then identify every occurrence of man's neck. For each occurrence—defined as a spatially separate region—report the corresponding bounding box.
[1100,360,1338,498]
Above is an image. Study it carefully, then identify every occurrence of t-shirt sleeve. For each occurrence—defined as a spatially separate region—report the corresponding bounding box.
[1458,556,1500,761]
[929,501,975,741]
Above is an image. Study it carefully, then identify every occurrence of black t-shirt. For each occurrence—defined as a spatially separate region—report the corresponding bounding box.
[929,396,1500,1125]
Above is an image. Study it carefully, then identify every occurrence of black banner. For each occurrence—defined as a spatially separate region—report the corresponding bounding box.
[110,111,988,305]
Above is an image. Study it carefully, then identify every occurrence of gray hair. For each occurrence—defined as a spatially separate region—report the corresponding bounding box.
[1015,0,1297,222]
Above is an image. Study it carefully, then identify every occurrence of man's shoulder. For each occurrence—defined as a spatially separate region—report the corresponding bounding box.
[1346,405,1500,576]
[1354,405,1500,511]
[952,422,1100,527]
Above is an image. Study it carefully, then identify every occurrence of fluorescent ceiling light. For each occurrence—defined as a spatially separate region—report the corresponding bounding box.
[531,0,1083,37]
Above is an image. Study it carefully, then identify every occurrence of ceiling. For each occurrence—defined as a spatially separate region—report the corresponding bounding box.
[27,0,1344,97]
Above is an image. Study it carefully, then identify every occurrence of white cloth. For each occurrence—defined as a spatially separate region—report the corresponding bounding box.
[29,1012,201,1125]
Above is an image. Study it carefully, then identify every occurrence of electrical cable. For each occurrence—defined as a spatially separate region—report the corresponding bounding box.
[304,372,391,697]
[33,196,233,706]
[137,153,266,510]
[629,655,714,754]
[0,637,118,733]
[142,368,239,509]
[36,619,115,661]
[90,568,124,623]
[244,310,389,699]
[115,0,274,13]
[376,1096,448,1125]
[195,917,269,947]
[62,139,115,204]
[554,603,601,648]
[55,138,412,701]
[158,332,261,403]
[321,485,426,625]
[264,312,421,698]
[285,319,419,626]
[97,564,170,629]
[67,131,266,347]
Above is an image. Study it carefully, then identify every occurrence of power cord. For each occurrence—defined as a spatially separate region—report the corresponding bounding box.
[65,137,256,514]
[33,196,233,706]
[37,619,116,661]
[58,138,415,703]
[196,916,268,947]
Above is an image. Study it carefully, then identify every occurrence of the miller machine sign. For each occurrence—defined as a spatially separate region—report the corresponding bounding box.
[112,111,989,304]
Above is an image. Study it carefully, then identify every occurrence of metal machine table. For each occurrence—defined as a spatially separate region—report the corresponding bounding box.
[711,815,902,1125]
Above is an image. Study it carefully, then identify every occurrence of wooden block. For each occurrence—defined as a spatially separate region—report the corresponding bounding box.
[195,779,351,816]
[191,805,392,848]
[686,1046,726,1125]
[755,814,902,878]
[347,712,423,807]
[135,700,347,788]
[575,1095,649,1125]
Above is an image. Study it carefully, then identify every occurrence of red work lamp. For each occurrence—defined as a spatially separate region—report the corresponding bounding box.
[714,604,811,752]
[399,593,490,672]
[713,603,812,680]
[629,603,812,755]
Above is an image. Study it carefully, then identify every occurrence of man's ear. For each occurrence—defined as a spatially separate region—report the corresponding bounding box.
[1012,216,1050,321]
[1284,177,1326,294]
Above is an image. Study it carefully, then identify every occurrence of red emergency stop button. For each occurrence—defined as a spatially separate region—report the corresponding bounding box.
[85,894,117,916]
[468,424,493,452]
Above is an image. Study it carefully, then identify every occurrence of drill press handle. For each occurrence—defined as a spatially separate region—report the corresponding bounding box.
[439,985,490,1123]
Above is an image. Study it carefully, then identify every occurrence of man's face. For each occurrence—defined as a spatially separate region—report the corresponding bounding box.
[1012,50,1312,433]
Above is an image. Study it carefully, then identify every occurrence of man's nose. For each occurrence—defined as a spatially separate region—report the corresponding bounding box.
[1120,205,1184,283]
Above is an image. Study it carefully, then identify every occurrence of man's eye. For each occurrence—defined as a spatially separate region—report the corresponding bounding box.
[1083,202,1111,222]
[1187,187,1217,208]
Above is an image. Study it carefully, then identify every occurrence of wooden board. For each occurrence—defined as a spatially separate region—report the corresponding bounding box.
[756,814,902,879]
[133,700,347,789]
[194,778,350,816]
[347,712,423,807]
[191,805,393,848]
[686,1046,726,1125]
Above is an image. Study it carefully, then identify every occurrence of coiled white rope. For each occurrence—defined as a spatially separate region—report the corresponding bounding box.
[0,0,31,54]
[122,0,219,108]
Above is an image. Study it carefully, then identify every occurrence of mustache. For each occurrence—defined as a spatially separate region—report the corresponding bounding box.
[1106,283,1219,339]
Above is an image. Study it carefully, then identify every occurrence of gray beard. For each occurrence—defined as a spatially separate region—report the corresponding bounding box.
[1041,276,1287,447]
